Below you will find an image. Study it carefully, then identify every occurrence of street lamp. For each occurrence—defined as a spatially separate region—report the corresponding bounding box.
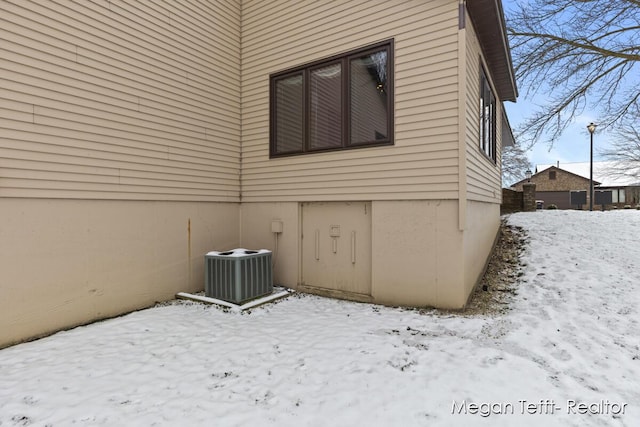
[525,169,532,183]
[587,122,597,211]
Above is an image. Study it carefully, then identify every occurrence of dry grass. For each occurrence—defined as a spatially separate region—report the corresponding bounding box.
[463,218,528,316]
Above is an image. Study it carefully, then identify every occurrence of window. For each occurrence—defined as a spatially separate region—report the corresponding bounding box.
[270,40,393,157]
[549,170,557,180]
[612,188,626,203]
[479,67,497,162]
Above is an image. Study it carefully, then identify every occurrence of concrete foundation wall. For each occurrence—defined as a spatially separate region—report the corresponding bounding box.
[239,202,299,287]
[463,201,500,299]
[239,200,485,309]
[371,200,465,308]
[2,198,501,347]
[0,199,239,348]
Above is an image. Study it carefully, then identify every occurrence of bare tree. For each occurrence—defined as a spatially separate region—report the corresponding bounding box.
[507,0,640,147]
[599,106,640,182]
[502,144,532,187]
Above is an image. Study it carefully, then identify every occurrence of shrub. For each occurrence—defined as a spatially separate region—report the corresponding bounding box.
[547,204,558,210]
[624,205,632,209]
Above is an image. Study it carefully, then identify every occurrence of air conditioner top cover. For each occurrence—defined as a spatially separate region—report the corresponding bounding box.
[206,248,271,257]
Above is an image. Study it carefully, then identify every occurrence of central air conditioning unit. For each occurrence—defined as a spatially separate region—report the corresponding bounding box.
[204,248,273,304]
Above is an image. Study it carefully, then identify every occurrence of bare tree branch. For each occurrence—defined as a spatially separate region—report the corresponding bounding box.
[507,0,640,147]
[598,107,640,182]
[502,144,532,187]
[510,31,640,62]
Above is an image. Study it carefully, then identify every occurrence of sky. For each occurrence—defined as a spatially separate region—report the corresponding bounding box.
[503,96,613,171]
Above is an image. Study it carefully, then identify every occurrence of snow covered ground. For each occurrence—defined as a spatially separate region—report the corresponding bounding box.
[1,210,639,426]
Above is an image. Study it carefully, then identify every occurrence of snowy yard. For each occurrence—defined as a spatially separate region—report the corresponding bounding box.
[1,210,639,426]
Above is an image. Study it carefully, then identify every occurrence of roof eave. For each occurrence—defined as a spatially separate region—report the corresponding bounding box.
[501,105,515,147]
[467,0,518,102]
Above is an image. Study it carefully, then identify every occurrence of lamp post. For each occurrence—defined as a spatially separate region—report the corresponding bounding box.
[525,169,532,183]
[587,122,597,211]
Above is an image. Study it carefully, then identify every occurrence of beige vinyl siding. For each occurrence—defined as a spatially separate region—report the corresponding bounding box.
[464,9,502,203]
[0,0,241,201]
[241,0,460,202]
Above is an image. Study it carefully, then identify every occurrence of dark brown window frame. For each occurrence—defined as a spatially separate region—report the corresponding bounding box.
[479,65,497,163]
[270,39,394,158]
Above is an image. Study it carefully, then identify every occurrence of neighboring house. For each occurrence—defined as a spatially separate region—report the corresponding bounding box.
[0,0,517,347]
[511,162,640,209]
[511,166,599,209]
[537,162,640,207]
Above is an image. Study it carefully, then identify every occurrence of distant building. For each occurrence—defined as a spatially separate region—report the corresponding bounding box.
[511,161,640,209]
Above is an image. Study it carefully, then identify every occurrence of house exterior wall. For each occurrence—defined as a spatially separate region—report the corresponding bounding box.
[371,200,466,308]
[237,1,506,309]
[240,200,468,309]
[239,202,300,287]
[464,11,502,203]
[0,0,242,348]
[0,199,239,348]
[463,200,500,298]
[457,9,502,302]
[240,0,461,202]
[2,0,514,346]
[0,0,241,201]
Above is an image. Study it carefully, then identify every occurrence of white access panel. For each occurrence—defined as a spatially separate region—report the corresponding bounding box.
[301,202,372,296]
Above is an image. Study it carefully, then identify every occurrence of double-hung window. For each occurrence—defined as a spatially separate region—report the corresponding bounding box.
[270,40,393,157]
[479,67,497,162]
